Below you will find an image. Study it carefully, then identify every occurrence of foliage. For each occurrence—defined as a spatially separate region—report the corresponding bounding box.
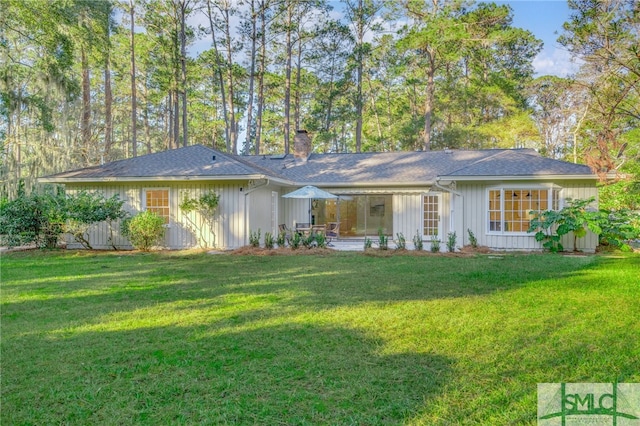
[276,231,287,248]
[264,231,275,250]
[364,237,372,250]
[314,232,327,249]
[249,229,261,248]
[412,230,423,251]
[377,228,388,250]
[467,229,478,248]
[446,232,457,252]
[302,233,317,249]
[179,191,220,216]
[64,192,127,249]
[290,232,301,250]
[430,234,441,253]
[395,233,406,250]
[120,210,165,251]
[592,209,640,252]
[528,197,601,252]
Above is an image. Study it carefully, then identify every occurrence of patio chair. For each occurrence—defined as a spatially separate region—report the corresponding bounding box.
[325,222,340,245]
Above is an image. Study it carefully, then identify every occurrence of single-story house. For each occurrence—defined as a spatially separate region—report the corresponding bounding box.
[39,132,599,251]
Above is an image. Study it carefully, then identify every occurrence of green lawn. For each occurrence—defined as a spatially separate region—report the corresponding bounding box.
[1,250,639,425]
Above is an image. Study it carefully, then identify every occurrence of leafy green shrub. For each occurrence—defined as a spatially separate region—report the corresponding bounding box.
[364,237,372,250]
[315,232,327,248]
[290,232,301,249]
[528,198,600,252]
[395,233,406,250]
[377,228,388,250]
[413,230,424,251]
[277,231,287,247]
[430,234,441,253]
[264,232,275,249]
[467,228,478,248]
[302,233,317,249]
[249,229,261,247]
[121,210,165,251]
[446,232,457,252]
[179,191,219,216]
[0,188,65,248]
[65,192,126,249]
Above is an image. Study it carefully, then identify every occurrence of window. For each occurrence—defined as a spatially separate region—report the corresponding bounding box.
[145,189,170,224]
[487,188,560,234]
[423,195,439,236]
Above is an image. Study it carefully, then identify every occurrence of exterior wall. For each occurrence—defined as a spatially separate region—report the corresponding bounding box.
[457,180,598,252]
[64,180,249,250]
[247,185,280,238]
[392,191,450,251]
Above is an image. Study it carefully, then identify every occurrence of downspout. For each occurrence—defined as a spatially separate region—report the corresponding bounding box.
[242,179,269,246]
[434,177,463,247]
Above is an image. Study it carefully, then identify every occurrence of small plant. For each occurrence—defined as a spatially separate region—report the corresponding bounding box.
[446,231,457,252]
[413,230,423,251]
[302,233,317,249]
[264,231,275,249]
[290,232,301,249]
[364,237,372,250]
[315,232,327,248]
[277,230,287,247]
[179,191,219,215]
[395,232,406,250]
[467,228,478,248]
[377,228,388,250]
[249,228,261,247]
[121,210,166,251]
[430,233,441,253]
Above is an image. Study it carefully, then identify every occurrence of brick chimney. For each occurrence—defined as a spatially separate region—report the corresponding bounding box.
[293,129,312,162]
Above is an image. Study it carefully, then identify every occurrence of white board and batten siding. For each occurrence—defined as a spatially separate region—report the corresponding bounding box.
[65,181,250,250]
[457,180,598,252]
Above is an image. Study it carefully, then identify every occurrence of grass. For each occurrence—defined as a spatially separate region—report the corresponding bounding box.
[1,250,639,425]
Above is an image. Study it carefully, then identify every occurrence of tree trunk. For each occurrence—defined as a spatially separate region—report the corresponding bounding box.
[244,0,257,155]
[422,51,435,151]
[206,0,230,152]
[223,6,237,153]
[143,82,152,154]
[294,36,302,131]
[104,52,113,162]
[283,3,293,154]
[129,0,137,157]
[255,0,267,155]
[179,0,188,148]
[354,0,364,153]
[80,46,92,164]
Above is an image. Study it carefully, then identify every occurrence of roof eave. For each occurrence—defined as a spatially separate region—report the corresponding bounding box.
[444,174,597,181]
[38,174,293,185]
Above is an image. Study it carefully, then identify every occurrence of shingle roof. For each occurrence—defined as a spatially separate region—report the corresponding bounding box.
[41,145,274,180]
[41,144,594,184]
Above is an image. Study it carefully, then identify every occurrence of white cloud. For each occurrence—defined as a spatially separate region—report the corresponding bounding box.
[533,47,581,77]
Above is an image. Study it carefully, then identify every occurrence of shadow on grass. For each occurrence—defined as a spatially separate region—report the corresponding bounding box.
[1,321,452,424]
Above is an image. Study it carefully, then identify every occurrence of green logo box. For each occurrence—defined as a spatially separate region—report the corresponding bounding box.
[538,383,640,425]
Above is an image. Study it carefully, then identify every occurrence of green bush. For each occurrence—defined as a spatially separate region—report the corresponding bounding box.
[264,232,275,249]
[430,234,441,253]
[290,232,301,249]
[395,233,406,250]
[377,228,388,250]
[413,230,423,251]
[467,229,478,248]
[121,211,166,251]
[446,232,457,252]
[249,229,261,247]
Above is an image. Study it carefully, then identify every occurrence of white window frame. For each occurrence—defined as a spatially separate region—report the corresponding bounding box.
[143,187,171,226]
[486,186,561,235]
[422,194,441,238]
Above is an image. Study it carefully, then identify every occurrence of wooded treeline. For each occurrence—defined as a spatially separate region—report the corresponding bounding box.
[1,0,639,201]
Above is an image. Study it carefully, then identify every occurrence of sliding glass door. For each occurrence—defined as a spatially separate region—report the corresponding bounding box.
[312,195,392,237]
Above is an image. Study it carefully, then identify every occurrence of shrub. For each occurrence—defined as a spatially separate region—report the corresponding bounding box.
[290,232,301,249]
[121,210,165,251]
[395,233,406,250]
[302,233,316,249]
[430,234,441,253]
[277,231,287,247]
[249,229,261,247]
[264,232,275,249]
[377,228,388,250]
[364,237,372,250]
[446,232,457,252]
[467,228,478,248]
[413,230,423,251]
[315,232,327,248]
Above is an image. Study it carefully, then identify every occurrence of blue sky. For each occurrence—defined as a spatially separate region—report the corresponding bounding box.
[496,0,577,76]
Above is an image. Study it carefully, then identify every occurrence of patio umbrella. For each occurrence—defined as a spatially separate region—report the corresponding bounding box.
[282,185,338,225]
[282,185,338,199]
